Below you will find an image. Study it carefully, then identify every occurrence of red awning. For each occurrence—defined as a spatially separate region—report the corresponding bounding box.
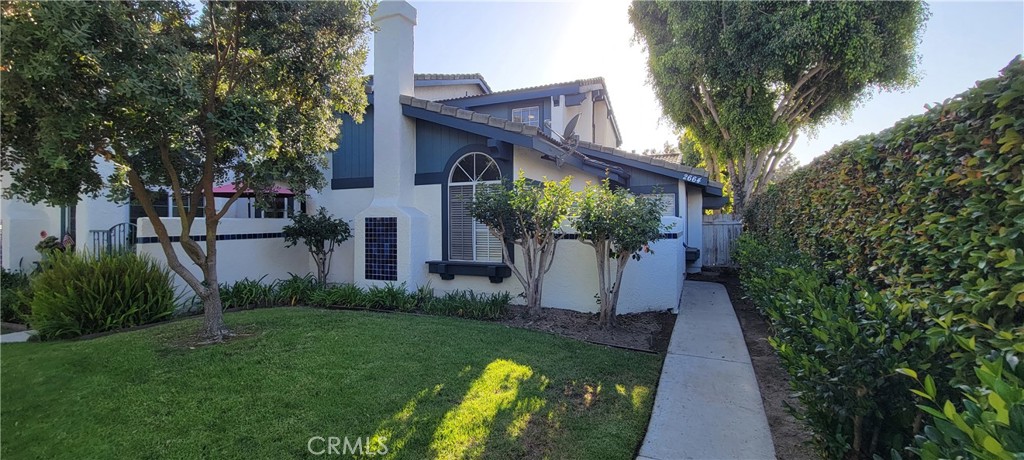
[210,184,295,198]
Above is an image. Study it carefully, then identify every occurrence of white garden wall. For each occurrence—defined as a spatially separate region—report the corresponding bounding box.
[136,217,312,293]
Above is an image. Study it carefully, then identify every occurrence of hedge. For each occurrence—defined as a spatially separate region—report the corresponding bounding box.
[742,56,1024,459]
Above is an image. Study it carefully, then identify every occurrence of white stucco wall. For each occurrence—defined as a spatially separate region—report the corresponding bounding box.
[513,145,601,190]
[311,187,374,284]
[0,192,60,271]
[414,84,486,101]
[593,100,617,148]
[426,216,685,314]
[136,217,311,293]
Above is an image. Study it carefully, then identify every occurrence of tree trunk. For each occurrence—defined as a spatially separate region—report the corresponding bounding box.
[525,278,542,316]
[313,253,327,285]
[200,266,230,341]
[596,246,609,327]
[730,170,748,216]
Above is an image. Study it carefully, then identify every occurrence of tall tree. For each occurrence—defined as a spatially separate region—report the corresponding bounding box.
[1,1,373,340]
[630,1,927,213]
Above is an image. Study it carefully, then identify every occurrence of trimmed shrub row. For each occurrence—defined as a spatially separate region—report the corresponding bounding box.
[215,275,513,321]
[741,57,1024,459]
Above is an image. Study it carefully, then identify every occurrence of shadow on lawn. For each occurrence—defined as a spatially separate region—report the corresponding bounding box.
[369,358,653,460]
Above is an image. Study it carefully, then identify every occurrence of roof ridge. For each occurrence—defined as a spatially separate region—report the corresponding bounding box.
[437,76,606,102]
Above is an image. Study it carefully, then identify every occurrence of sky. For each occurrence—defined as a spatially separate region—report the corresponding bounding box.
[366,0,1024,165]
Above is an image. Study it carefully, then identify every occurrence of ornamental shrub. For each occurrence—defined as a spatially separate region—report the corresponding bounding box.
[29,251,176,340]
[742,57,1024,458]
[1,268,32,323]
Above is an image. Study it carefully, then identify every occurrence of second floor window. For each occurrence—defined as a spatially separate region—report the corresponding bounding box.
[512,106,540,127]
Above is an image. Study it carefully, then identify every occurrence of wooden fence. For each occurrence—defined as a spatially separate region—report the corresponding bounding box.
[702,214,742,268]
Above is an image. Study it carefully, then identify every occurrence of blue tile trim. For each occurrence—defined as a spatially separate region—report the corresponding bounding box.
[331,177,374,190]
[135,232,285,244]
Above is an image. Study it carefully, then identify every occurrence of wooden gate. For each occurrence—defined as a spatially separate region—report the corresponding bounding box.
[702,214,742,268]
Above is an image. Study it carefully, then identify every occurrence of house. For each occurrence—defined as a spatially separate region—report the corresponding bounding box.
[295,1,724,313]
[2,0,724,315]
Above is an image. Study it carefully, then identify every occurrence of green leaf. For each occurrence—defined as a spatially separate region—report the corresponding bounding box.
[896,368,918,379]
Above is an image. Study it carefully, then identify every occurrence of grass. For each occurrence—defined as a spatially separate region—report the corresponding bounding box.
[1,308,662,459]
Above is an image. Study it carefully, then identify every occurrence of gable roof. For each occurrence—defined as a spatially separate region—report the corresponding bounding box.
[398,95,723,197]
[438,77,624,148]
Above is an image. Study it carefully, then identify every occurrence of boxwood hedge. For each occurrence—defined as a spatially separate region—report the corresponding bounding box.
[743,57,1023,459]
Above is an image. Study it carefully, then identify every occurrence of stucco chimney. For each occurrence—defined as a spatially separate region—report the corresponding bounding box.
[353,1,429,289]
[371,1,416,205]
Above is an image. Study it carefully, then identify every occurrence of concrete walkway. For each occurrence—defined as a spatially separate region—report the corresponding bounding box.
[638,281,776,460]
[0,330,36,343]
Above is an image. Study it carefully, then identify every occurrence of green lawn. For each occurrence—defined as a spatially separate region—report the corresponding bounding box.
[1,308,662,459]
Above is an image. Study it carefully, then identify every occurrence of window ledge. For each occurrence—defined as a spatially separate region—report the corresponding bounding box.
[426,260,511,284]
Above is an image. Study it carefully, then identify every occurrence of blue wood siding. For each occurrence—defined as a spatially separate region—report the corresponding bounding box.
[625,165,675,188]
[415,119,489,175]
[461,98,550,129]
[332,108,374,180]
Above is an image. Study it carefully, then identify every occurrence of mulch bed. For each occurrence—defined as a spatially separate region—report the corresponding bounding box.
[688,270,818,460]
[500,306,676,353]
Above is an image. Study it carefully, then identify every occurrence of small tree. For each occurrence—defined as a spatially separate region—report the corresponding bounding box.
[283,207,351,286]
[575,181,664,328]
[470,174,576,316]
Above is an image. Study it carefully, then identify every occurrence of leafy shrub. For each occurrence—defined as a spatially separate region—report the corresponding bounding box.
[363,282,415,311]
[29,251,176,339]
[309,284,365,308]
[220,276,278,310]
[34,235,64,253]
[741,58,1024,458]
[423,290,511,320]
[759,263,931,458]
[1,268,32,323]
[275,273,319,306]
[902,353,1024,460]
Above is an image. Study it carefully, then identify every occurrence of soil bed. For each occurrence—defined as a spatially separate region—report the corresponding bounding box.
[688,271,818,460]
[501,306,676,353]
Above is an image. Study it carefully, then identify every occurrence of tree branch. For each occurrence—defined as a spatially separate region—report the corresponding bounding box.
[773,62,826,123]
[125,167,207,296]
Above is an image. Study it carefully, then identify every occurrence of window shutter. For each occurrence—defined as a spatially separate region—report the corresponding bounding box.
[449,184,474,261]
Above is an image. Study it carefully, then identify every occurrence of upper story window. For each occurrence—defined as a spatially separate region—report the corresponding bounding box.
[512,106,540,127]
[449,152,503,262]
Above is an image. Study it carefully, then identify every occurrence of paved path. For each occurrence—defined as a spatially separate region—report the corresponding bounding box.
[1,330,35,343]
[638,281,776,460]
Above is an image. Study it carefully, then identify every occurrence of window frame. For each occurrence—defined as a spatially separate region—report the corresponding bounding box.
[447,152,503,263]
[511,105,541,127]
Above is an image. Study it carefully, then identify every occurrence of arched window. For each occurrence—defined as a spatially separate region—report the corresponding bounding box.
[448,152,503,262]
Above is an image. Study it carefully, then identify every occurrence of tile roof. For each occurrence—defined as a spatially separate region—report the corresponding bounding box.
[398,95,721,190]
[365,73,493,93]
[438,77,606,102]
[400,94,540,136]
[414,73,492,93]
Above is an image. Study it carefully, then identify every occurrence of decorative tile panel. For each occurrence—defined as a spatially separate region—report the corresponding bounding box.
[365,217,398,281]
